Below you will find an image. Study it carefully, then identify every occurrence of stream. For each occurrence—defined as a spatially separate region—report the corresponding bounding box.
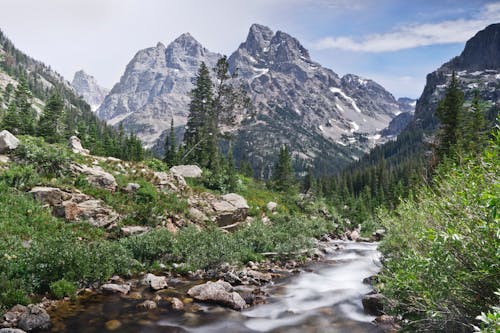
[54,241,382,333]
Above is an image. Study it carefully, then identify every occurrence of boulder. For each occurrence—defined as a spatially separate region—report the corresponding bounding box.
[0,155,10,164]
[69,199,120,228]
[124,183,140,193]
[349,229,360,241]
[362,292,384,316]
[266,201,278,212]
[68,136,90,155]
[170,165,202,178]
[0,130,20,153]
[212,193,249,227]
[2,305,27,328]
[29,187,72,206]
[152,171,187,191]
[142,273,168,291]
[372,229,386,241]
[246,270,272,283]
[17,305,50,332]
[101,283,130,295]
[120,226,150,236]
[170,297,184,310]
[188,207,208,223]
[374,315,401,333]
[187,280,246,310]
[71,164,117,192]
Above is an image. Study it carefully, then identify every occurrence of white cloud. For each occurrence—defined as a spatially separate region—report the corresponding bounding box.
[314,3,500,52]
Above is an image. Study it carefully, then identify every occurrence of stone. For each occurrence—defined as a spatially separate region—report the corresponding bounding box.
[0,130,20,153]
[127,292,143,300]
[71,164,117,192]
[0,155,10,164]
[170,165,203,178]
[374,315,401,333]
[372,228,386,241]
[17,305,50,332]
[2,305,27,328]
[120,226,150,236]
[68,136,90,155]
[71,199,120,228]
[152,171,187,191]
[0,329,27,333]
[142,273,168,291]
[29,187,72,206]
[246,270,272,283]
[188,207,208,223]
[171,298,184,310]
[101,283,130,295]
[124,183,140,193]
[105,319,122,331]
[187,280,246,310]
[136,300,157,310]
[266,201,278,212]
[212,193,249,227]
[362,292,384,316]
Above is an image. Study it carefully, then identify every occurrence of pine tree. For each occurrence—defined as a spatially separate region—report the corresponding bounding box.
[225,147,238,191]
[271,145,296,192]
[1,102,20,133]
[14,77,36,135]
[183,62,214,166]
[239,157,254,178]
[436,72,464,159]
[38,93,64,143]
[302,165,316,194]
[460,90,486,155]
[164,118,178,166]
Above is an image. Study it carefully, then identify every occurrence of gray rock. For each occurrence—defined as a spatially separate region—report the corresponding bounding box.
[124,183,140,193]
[0,155,10,164]
[68,136,90,155]
[29,187,72,206]
[17,305,50,332]
[266,201,278,212]
[136,300,157,310]
[71,164,117,192]
[101,283,130,295]
[120,226,150,236]
[0,329,27,333]
[170,165,202,178]
[0,130,20,153]
[142,273,168,291]
[212,193,249,227]
[187,280,246,310]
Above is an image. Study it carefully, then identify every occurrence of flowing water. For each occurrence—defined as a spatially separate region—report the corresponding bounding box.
[55,241,382,333]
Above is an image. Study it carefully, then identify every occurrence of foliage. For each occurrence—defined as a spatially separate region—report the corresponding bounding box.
[15,136,71,176]
[269,145,296,193]
[0,164,40,190]
[120,229,175,264]
[38,93,65,143]
[378,121,500,332]
[50,279,77,300]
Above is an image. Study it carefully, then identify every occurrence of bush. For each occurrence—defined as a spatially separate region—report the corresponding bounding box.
[120,229,175,264]
[15,136,70,176]
[378,126,500,332]
[50,279,77,299]
[0,164,40,190]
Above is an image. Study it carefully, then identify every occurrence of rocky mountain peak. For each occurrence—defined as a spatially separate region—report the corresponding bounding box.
[244,24,274,54]
[71,70,109,111]
[269,30,310,62]
[446,23,500,71]
[166,33,210,69]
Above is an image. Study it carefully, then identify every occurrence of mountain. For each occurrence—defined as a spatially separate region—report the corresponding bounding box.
[227,24,406,176]
[0,28,142,160]
[71,70,109,111]
[100,24,408,175]
[334,23,500,210]
[97,34,221,147]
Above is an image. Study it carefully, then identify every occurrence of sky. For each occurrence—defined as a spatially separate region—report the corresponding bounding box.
[0,0,499,98]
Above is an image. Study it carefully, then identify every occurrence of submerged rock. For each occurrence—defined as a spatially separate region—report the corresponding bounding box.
[187,280,246,310]
[362,292,384,316]
[101,284,130,295]
[105,319,122,331]
[0,329,27,333]
[142,273,168,291]
[136,300,157,311]
[171,298,184,310]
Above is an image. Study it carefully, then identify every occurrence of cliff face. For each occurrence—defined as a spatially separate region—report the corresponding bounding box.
[71,70,109,112]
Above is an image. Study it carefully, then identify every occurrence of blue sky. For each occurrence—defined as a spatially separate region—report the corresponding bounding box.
[0,0,499,98]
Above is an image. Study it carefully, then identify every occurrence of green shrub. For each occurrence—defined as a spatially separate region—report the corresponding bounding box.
[15,136,70,176]
[378,126,500,332]
[120,229,175,264]
[0,164,40,190]
[50,279,77,299]
[0,274,30,309]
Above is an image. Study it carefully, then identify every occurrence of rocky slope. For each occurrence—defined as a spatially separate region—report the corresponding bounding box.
[97,34,221,147]
[100,24,410,175]
[71,70,109,111]
[412,23,500,131]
